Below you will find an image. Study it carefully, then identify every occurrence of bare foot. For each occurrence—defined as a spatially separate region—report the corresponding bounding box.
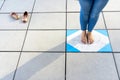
[87,32,94,44]
[81,31,87,44]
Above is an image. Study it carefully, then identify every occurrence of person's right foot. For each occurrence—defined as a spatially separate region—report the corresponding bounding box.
[81,31,87,44]
[87,32,94,44]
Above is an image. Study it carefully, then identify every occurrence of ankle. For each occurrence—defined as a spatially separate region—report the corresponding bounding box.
[82,30,87,34]
[88,32,92,35]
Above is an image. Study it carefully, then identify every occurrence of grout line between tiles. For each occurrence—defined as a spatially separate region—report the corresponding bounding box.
[1,11,120,14]
[102,11,120,12]
[65,0,68,80]
[0,11,63,14]
[101,12,108,30]
[0,29,66,31]
[12,52,22,80]
[20,0,37,55]
[12,0,37,80]
[102,11,113,51]
[0,0,5,10]
[0,51,120,53]
[102,11,120,80]
[112,53,120,80]
[0,29,120,31]
[0,0,120,80]
[102,11,114,53]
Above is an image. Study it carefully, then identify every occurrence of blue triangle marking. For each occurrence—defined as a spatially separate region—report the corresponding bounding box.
[66,43,80,52]
[98,44,112,52]
[67,30,78,36]
[96,30,108,37]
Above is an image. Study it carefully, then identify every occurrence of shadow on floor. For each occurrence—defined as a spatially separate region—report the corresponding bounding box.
[1,42,65,80]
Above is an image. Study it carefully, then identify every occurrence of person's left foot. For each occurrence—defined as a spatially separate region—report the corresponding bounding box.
[87,32,94,44]
[81,31,87,44]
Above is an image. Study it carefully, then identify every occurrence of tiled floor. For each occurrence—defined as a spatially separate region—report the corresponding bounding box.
[0,0,120,80]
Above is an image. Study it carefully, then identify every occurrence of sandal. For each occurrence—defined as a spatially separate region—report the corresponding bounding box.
[10,12,20,20]
[22,11,28,23]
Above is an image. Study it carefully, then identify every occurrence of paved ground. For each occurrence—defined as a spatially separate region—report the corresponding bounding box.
[0,0,120,80]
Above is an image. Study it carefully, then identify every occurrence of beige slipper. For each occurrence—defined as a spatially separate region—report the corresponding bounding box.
[10,12,20,20]
[22,11,28,23]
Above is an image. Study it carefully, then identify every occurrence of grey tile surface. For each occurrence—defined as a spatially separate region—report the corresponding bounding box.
[108,30,120,52]
[33,0,66,12]
[103,0,120,11]
[104,12,120,29]
[23,30,65,51]
[67,53,119,80]
[0,0,4,9]
[0,13,31,29]
[114,54,120,77]
[0,0,120,80]
[0,52,20,80]
[0,0,35,12]
[14,53,65,80]
[29,13,65,29]
[67,0,80,12]
[0,31,26,51]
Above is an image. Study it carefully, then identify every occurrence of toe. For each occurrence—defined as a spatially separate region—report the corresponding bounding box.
[81,39,87,44]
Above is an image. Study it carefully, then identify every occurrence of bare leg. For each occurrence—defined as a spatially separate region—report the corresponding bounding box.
[81,30,87,44]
